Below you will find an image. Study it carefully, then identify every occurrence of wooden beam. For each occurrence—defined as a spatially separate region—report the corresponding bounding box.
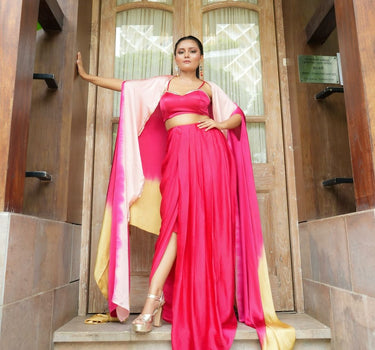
[305,0,336,45]
[38,0,64,31]
[0,0,39,212]
[335,0,375,209]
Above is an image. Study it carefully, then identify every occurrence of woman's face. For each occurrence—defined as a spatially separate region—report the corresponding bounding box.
[175,39,202,72]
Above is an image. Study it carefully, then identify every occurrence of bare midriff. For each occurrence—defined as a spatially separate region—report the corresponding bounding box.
[165,113,211,131]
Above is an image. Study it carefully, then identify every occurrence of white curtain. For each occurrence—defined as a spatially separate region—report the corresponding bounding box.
[202,0,257,6]
[203,8,266,163]
[117,0,173,5]
[117,0,142,4]
[113,8,173,116]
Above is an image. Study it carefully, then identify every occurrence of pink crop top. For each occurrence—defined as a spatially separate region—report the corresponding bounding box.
[159,80,211,123]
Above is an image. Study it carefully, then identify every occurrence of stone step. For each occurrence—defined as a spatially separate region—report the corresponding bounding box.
[53,313,331,349]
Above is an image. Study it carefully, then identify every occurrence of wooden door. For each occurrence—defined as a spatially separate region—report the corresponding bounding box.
[88,0,294,313]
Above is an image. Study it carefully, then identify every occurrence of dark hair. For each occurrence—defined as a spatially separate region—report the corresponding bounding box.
[174,36,204,78]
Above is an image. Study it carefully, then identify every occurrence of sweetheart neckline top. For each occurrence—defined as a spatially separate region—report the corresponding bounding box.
[159,89,211,123]
[164,89,211,100]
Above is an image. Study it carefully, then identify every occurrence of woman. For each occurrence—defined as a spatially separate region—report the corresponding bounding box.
[77,36,295,350]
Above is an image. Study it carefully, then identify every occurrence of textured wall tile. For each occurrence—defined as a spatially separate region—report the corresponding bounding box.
[346,210,375,297]
[366,296,375,349]
[307,217,352,289]
[303,279,332,327]
[36,291,54,350]
[52,281,79,332]
[33,220,72,294]
[0,291,53,350]
[331,288,369,350]
[70,224,81,282]
[4,214,38,303]
[0,213,10,305]
[299,223,312,279]
[0,305,3,338]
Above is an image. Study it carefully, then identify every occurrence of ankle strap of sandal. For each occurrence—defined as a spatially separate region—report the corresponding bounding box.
[147,293,164,301]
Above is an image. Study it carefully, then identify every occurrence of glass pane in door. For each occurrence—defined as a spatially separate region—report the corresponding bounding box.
[117,0,173,5]
[203,8,266,163]
[247,122,266,163]
[117,0,142,4]
[203,8,263,116]
[113,8,173,115]
[202,0,257,5]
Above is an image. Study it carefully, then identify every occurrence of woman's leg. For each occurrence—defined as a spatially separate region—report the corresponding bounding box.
[139,232,177,315]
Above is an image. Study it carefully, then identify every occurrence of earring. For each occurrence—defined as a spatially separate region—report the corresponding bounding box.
[199,64,204,79]
[175,66,180,76]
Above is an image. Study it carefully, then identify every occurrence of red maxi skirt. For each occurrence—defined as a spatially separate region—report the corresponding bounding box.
[150,123,239,350]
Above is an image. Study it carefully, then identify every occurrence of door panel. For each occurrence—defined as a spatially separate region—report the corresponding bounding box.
[89,0,294,313]
[88,0,175,313]
[200,0,293,310]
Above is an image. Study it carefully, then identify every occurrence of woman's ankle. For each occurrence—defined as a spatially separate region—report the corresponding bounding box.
[141,294,161,315]
[148,286,163,297]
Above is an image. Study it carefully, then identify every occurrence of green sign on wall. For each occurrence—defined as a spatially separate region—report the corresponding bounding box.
[298,55,340,84]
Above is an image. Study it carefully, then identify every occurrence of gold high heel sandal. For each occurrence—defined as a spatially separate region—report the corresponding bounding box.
[132,293,165,333]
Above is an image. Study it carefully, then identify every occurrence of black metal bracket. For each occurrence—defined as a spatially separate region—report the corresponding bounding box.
[322,177,353,186]
[315,86,344,100]
[33,73,58,90]
[25,171,52,182]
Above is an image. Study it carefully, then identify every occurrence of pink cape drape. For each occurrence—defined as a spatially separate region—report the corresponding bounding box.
[94,76,296,349]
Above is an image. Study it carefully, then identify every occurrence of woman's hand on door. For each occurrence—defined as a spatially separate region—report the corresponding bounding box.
[76,52,123,92]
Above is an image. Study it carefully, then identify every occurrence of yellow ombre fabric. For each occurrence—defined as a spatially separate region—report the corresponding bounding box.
[258,249,296,349]
[129,179,162,235]
[94,206,112,300]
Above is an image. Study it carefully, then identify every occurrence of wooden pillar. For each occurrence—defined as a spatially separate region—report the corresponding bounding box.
[335,0,375,210]
[0,0,39,212]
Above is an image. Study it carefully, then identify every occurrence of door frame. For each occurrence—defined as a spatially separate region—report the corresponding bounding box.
[78,0,304,316]
[272,0,303,313]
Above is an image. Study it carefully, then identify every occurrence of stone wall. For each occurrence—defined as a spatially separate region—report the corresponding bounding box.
[299,209,375,349]
[0,212,81,350]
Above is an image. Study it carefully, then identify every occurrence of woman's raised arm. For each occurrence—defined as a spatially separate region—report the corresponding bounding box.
[76,52,123,92]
